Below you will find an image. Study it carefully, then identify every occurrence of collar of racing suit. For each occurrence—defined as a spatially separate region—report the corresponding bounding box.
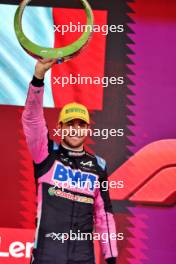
[59,144,86,158]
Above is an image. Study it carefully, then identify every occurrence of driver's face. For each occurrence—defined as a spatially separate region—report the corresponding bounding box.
[59,119,89,149]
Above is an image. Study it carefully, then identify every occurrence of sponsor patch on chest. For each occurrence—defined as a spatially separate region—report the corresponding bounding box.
[52,162,98,192]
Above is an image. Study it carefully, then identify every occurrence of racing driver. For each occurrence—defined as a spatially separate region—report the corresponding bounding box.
[22,59,118,264]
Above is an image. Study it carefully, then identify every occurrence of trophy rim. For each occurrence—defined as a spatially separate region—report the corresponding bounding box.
[14,0,94,62]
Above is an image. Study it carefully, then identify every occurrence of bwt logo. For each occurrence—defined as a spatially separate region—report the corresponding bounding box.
[53,162,98,191]
[0,237,33,259]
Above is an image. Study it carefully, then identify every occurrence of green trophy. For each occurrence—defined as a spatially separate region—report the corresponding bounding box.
[14,0,94,63]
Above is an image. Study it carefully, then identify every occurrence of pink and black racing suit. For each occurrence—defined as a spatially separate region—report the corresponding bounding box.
[22,77,118,264]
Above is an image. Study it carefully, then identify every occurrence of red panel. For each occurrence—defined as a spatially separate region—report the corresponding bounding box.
[128,0,176,21]
[51,8,107,110]
[0,106,36,229]
[0,228,34,264]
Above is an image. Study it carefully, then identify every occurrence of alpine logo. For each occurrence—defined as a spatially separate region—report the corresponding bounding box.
[80,161,94,167]
[45,233,68,241]
[52,162,98,191]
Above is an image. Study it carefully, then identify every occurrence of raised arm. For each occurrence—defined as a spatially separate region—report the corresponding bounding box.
[22,59,57,164]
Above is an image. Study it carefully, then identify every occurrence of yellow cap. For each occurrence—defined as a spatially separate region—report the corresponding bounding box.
[58,102,90,124]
